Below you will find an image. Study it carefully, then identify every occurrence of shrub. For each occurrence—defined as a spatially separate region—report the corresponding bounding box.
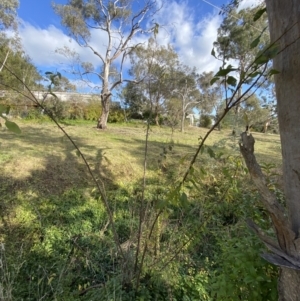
[199,114,213,128]
[43,97,69,120]
[108,107,125,123]
[68,101,85,120]
[84,99,101,121]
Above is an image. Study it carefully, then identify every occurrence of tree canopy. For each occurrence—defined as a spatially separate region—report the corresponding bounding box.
[0,0,19,31]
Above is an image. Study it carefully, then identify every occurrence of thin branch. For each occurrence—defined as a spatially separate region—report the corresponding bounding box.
[0,50,10,73]
[180,65,265,186]
[3,64,125,261]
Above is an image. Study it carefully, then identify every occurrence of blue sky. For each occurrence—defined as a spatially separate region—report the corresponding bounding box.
[15,0,259,91]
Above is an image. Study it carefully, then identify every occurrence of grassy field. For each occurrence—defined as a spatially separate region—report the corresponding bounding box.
[0,119,282,191]
[0,119,282,300]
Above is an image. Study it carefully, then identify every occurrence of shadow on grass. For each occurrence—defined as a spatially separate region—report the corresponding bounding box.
[0,123,282,300]
[0,125,124,299]
[0,123,188,299]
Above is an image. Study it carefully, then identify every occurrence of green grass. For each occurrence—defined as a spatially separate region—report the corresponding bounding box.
[0,119,282,187]
[0,119,282,213]
[0,119,281,300]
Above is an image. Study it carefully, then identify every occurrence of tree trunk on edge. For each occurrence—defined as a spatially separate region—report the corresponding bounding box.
[266,0,300,298]
[240,1,300,300]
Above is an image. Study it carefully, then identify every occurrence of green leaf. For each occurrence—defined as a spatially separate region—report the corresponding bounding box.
[211,48,216,58]
[249,71,261,78]
[215,66,238,77]
[226,76,237,87]
[210,77,220,85]
[57,72,61,79]
[45,71,53,75]
[207,147,215,159]
[180,192,188,204]
[250,36,261,49]
[269,69,280,75]
[5,120,21,134]
[250,27,268,51]
[253,7,267,21]
[254,55,269,65]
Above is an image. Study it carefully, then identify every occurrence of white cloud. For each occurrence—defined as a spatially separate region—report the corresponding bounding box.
[18,20,108,69]
[17,0,265,79]
[238,0,263,11]
[19,21,73,67]
[154,1,223,74]
[18,1,226,78]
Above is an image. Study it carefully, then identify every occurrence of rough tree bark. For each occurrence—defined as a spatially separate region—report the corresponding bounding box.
[97,72,111,129]
[240,1,300,300]
[97,93,111,129]
[266,0,300,298]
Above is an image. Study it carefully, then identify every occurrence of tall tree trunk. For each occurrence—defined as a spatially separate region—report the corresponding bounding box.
[266,1,300,297]
[265,0,300,236]
[155,113,159,126]
[263,120,270,133]
[278,269,300,301]
[241,1,300,300]
[154,101,160,126]
[97,63,111,130]
[181,108,185,133]
[97,91,111,129]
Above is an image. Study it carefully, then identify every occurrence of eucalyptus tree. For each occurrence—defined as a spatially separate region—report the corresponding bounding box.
[0,0,19,72]
[53,0,159,129]
[51,75,77,92]
[213,5,269,132]
[129,38,179,125]
[122,80,148,118]
[214,4,269,79]
[0,0,18,31]
[170,65,200,132]
[0,44,41,91]
[240,94,270,131]
[198,71,223,129]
